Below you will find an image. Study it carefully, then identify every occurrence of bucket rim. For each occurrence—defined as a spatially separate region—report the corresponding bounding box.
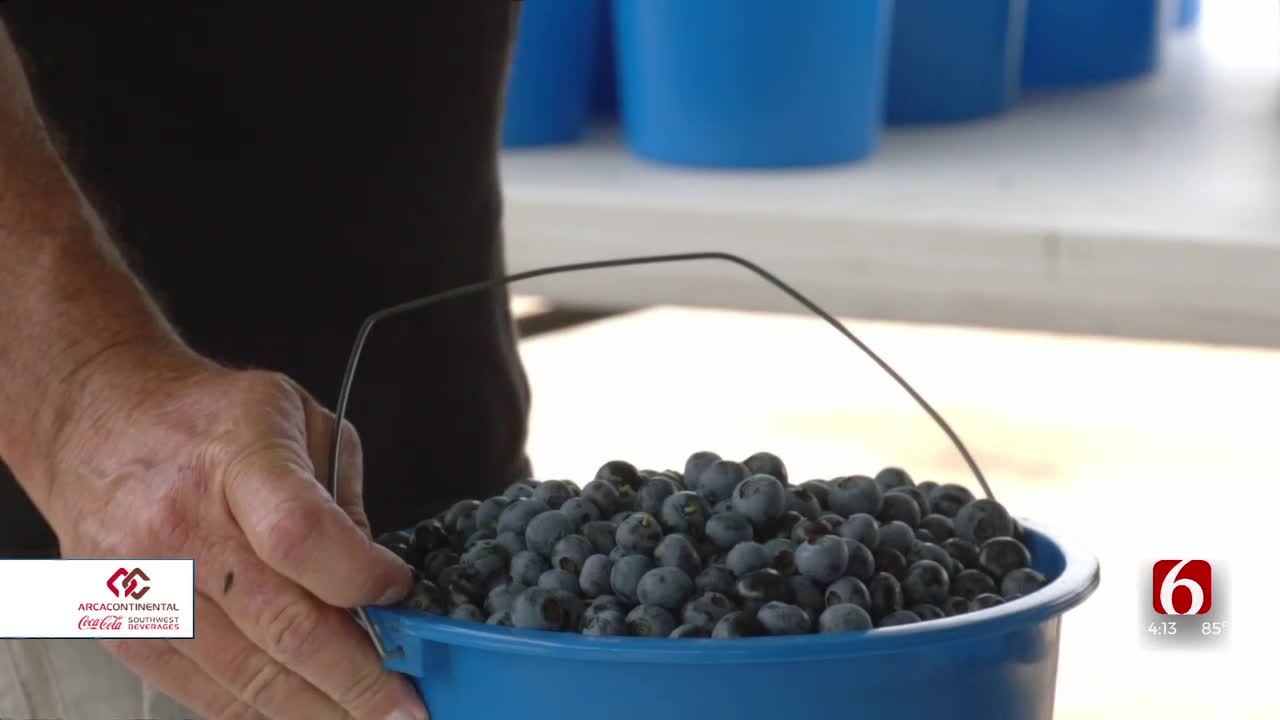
[365,516,1099,664]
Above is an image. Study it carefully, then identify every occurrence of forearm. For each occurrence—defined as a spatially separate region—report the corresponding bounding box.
[0,22,187,502]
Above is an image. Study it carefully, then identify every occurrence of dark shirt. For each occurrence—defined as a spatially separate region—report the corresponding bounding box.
[0,1,531,557]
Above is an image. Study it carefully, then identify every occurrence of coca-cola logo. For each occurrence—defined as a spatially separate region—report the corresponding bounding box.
[107,567,150,599]
[79,615,123,631]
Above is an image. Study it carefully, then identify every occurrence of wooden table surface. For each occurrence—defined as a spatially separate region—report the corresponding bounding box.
[517,305,1279,718]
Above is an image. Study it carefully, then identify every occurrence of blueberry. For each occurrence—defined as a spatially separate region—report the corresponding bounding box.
[909,542,956,578]
[789,518,833,545]
[443,499,481,537]
[654,533,703,578]
[698,460,750,505]
[943,596,971,616]
[878,492,922,528]
[582,609,628,636]
[638,476,678,516]
[879,521,916,555]
[551,534,595,575]
[560,497,602,528]
[795,534,849,584]
[637,566,695,610]
[511,587,567,631]
[449,604,485,623]
[510,550,550,586]
[626,604,677,637]
[497,498,551,536]
[580,479,621,517]
[868,572,904,620]
[757,602,811,635]
[818,603,873,633]
[444,567,487,607]
[404,579,445,613]
[612,511,636,525]
[487,610,514,626]
[952,568,998,600]
[585,594,628,618]
[595,460,643,494]
[683,451,722,493]
[911,603,946,621]
[735,569,791,604]
[787,576,825,615]
[706,511,754,550]
[550,589,586,631]
[423,550,460,581]
[659,491,711,538]
[503,482,535,500]
[942,537,982,571]
[915,528,937,544]
[828,475,884,517]
[711,611,764,639]
[581,521,618,555]
[954,499,1015,545]
[928,483,976,518]
[463,529,497,551]
[695,566,737,597]
[460,540,510,582]
[919,514,955,543]
[485,582,525,616]
[732,474,787,530]
[538,568,581,596]
[873,547,908,579]
[917,480,939,495]
[875,467,914,491]
[878,610,922,627]
[971,593,1006,611]
[763,538,797,575]
[770,511,805,539]
[726,542,772,576]
[474,497,512,533]
[681,591,735,630]
[819,513,846,529]
[696,540,721,565]
[410,519,450,555]
[670,624,709,638]
[435,564,465,590]
[608,545,628,563]
[616,513,664,556]
[532,480,575,510]
[889,486,932,519]
[842,539,876,581]
[525,510,577,558]
[610,554,654,604]
[784,487,822,521]
[711,498,733,516]
[838,514,880,549]
[495,531,526,556]
[798,480,832,510]
[979,537,1032,580]
[825,577,871,611]
[1000,568,1048,599]
[579,554,613,598]
[743,452,788,485]
[903,560,950,607]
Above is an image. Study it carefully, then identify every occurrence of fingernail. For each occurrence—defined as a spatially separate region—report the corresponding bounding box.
[377,578,410,606]
[385,703,428,720]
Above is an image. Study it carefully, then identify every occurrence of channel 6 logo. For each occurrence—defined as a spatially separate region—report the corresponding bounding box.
[1153,560,1212,615]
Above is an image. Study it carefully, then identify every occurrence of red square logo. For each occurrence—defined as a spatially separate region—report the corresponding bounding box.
[1153,560,1212,615]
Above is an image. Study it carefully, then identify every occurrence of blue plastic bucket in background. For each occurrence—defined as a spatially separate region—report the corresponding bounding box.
[612,0,894,168]
[367,519,1099,720]
[1177,0,1201,29]
[589,0,619,119]
[501,0,602,147]
[887,0,1029,124]
[1022,0,1164,88]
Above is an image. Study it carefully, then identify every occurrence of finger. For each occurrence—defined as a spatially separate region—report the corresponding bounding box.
[202,538,428,720]
[172,592,346,720]
[101,638,265,720]
[306,407,370,535]
[223,445,411,608]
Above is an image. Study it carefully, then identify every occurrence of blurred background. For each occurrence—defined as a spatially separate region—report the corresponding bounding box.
[500,1,1277,718]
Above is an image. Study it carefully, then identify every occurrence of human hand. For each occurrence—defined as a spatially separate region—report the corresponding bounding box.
[40,345,426,720]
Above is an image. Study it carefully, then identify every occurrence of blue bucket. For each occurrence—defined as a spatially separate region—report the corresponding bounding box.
[887,0,1029,124]
[590,0,619,119]
[502,0,602,147]
[366,519,1099,720]
[1022,0,1164,88]
[612,0,894,168]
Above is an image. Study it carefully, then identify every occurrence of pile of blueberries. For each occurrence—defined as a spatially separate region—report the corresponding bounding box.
[375,452,1049,639]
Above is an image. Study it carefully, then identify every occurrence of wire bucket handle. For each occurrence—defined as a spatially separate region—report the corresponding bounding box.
[326,251,994,659]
